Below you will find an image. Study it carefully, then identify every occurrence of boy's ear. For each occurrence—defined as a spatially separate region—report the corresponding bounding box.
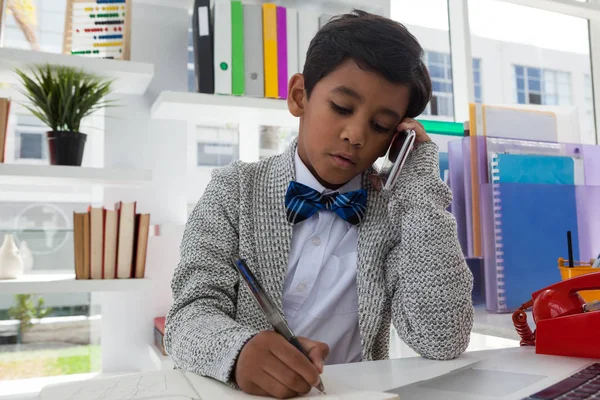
[287,73,306,117]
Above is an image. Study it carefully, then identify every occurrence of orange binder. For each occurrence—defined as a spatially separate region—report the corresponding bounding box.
[262,4,278,98]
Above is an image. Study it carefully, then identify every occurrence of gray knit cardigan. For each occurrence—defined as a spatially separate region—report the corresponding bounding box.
[164,138,474,385]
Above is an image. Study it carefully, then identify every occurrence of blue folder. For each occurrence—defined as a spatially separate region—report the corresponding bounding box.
[494,183,579,311]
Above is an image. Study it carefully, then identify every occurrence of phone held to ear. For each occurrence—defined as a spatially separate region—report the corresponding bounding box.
[512,271,600,359]
[377,129,416,191]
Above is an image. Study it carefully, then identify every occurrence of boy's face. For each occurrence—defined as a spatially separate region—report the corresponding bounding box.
[288,59,411,189]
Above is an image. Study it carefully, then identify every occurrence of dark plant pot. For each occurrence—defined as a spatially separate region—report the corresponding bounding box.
[47,131,87,166]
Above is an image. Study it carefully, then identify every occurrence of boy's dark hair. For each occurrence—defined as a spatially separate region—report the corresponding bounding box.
[303,10,432,118]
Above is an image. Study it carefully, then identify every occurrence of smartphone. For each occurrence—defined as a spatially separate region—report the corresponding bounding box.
[377,129,416,191]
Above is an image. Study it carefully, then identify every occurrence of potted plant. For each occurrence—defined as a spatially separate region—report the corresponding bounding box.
[14,64,115,166]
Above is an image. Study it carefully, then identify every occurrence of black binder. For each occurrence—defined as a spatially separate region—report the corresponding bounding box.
[192,0,215,94]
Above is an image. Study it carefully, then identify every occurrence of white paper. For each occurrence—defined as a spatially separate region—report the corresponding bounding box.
[184,372,398,399]
[39,370,199,400]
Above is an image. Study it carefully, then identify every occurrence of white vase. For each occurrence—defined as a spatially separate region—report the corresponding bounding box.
[0,234,24,280]
[19,240,34,272]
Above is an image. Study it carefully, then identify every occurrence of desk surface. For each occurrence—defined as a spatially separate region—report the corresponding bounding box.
[32,346,600,400]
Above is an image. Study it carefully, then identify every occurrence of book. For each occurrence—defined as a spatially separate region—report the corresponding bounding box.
[103,209,119,279]
[132,213,150,279]
[192,0,215,94]
[88,206,104,279]
[73,212,90,280]
[154,316,166,356]
[262,3,278,98]
[39,369,399,399]
[115,201,137,279]
[0,97,10,163]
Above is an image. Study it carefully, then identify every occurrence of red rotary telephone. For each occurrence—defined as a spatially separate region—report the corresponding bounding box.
[512,271,600,359]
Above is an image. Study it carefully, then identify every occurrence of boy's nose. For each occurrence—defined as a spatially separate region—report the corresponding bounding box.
[340,125,366,147]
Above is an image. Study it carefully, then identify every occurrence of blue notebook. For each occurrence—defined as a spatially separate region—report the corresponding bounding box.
[488,182,579,312]
[492,153,575,185]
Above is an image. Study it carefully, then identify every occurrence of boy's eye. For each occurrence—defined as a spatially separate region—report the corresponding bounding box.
[330,102,352,115]
[372,122,393,133]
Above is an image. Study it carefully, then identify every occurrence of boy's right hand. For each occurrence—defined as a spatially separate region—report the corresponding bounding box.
[234,331,329,399]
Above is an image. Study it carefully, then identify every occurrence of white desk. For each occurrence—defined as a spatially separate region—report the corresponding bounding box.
[31,346,600,400]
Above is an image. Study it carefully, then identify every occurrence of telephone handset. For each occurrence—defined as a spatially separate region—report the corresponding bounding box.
[512,271,600,359]
[376,129,416,191]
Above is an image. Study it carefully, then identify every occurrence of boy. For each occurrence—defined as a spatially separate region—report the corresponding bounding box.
[165,9,474,399]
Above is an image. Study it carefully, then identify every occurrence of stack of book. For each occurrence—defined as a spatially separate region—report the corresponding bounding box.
[73,201,150,280]
[0,97,10,163]
[154,316,166,356]
[192,0,330,99]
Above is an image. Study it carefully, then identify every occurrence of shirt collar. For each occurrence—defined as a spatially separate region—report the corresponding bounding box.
[294,149,362,195]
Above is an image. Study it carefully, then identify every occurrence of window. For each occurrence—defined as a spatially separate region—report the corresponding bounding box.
[196,126,239,167]
[468,0,594,144]
[423,51,454,117]
[391,0,454,120]
[0,202,101,381]
[515,66,571,106]
[19,133,43,159]
[473,58,482,103]
[2,1,67,53]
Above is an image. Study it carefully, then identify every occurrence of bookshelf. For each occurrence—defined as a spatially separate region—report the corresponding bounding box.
[0,164,152,187]
[0,48,154,95]
[0,271,152,294]
[150,90,298,128]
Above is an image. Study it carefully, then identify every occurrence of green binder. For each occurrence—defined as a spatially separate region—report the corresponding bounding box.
[231,1,244,96]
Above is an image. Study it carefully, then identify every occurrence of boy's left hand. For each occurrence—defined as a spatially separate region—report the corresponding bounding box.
[397,118,430,145]
[369,118,431,191]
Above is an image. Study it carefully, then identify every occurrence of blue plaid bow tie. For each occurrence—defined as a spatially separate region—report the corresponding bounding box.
[285,181,367,226]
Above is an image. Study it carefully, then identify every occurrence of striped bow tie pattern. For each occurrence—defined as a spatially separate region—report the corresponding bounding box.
[284,181,367,226]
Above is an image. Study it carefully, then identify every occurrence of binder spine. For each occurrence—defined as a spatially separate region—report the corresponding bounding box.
[490,154,506,312]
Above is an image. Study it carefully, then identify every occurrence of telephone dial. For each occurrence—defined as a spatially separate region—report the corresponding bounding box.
[512,271,600,359]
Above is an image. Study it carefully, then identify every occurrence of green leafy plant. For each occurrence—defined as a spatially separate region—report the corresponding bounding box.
[14,64,115,133]
[8,294,52,334]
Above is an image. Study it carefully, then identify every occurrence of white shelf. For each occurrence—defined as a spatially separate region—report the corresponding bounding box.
[148,344,174,371]
[150,91,298,128]
[0,271,152,294]
[0,164,152,187]
[0,48,154,95]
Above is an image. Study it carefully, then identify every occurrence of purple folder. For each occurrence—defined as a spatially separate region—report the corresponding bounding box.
[276,6,288,99]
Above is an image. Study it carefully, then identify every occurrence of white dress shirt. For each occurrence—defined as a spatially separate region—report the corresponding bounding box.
[282,150,362,365]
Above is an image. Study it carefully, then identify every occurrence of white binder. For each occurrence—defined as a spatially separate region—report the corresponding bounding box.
[286,7,299,78]
[213,0,232,94]
[297,10,319,73]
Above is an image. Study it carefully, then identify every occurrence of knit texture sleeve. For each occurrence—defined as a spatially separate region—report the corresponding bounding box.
[385,141,474,360]
[164,162,259,385]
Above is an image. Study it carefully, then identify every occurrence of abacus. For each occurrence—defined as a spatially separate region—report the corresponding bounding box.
[62,0,131,60]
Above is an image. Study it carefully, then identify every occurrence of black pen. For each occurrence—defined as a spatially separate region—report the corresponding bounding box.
[232,258,326,394]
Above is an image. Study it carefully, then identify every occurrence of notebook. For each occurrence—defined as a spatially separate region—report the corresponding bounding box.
[38,369,399,400]
[482,181,579,312]
[490,153,576,185]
